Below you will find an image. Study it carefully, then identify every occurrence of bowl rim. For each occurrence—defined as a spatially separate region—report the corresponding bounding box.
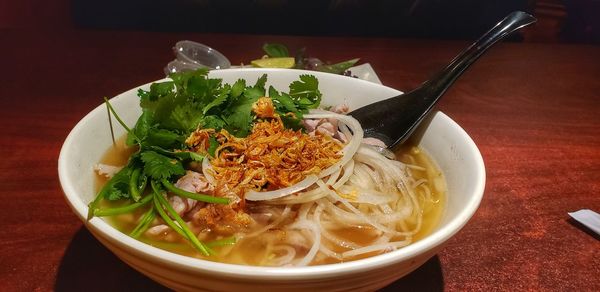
[58,68,486,279]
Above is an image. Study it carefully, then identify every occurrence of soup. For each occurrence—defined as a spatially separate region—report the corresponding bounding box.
[96,138,445,266]
[91,69,446,266]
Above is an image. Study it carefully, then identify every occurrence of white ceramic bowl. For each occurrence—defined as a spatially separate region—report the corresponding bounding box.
[58,68,485,291]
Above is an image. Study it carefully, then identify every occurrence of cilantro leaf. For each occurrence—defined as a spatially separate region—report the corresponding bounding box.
[169,104,204,132]
[149,82,175,101]
[243,86,264,102]
[200,115,226,130]
[289,75,322,110]
[230,79,246,98]
[145,91,185,127]
[203,84,231,114]
[223,82,264,136]
[127,109,153,146]
[146,128,183,149]
[137,88,150,101]
[137,81,175,106]
[187,75,222,105]
[268,86,305,130]
[223,96,256,137]
[280,112,304,131]
[127,109,184,149]
[169,68,210,92]
[185,151,205,162]
[269,86,298,113]
[220,76,268,136]
[99,166,133,201]
[140,151,185,180]
[253,74,268,92]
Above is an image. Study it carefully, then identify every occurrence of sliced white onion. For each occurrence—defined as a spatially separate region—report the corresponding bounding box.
[325,168,341,186]
[332,159,354,190]
[269,186,329,205]
[245,175,319,201]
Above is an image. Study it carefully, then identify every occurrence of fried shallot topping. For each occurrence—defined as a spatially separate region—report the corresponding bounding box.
[192,204,254,235]
[186,97,343,199]
[252,96,276,118]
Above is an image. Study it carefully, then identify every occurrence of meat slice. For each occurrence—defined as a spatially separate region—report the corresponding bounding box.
[168,171,214,217]
[331,103,349,114]
[175,170,214,193]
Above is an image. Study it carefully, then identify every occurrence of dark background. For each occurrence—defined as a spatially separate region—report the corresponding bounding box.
[1,0,599,43]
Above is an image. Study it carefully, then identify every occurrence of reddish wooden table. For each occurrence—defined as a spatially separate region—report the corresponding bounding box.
[1,29,598,291]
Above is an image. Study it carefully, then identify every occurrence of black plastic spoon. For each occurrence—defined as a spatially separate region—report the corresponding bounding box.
[349,11,537,149]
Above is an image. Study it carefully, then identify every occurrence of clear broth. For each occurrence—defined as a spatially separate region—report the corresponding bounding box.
[95,137,446,265]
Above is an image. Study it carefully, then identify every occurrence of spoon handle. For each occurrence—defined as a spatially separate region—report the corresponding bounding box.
[424,11,537,95]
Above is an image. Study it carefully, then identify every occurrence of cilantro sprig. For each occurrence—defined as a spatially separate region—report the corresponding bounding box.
[89,68,323,256]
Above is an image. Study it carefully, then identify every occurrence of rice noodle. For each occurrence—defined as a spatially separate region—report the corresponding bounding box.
[244,205,292,238]
[316,243,343,261]
[291,219,321,266]
[341,240,411,258]
[238,140,434,265]
[316,179,399,235]
[315,200,362,250]
[139,106,441,267]
[268,245,297,266]
[406,164,427,171]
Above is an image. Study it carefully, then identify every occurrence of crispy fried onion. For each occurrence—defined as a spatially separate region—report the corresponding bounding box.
[248,112,365,201]
[214,116,342,198]
[187,99,345,202]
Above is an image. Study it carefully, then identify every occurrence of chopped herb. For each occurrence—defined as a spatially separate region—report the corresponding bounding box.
[161,179,229,205]
[93,194,153,217]
[130,205,157,238]
[91,69,323,256]
[140,151,186,181]
[152,181,213,256]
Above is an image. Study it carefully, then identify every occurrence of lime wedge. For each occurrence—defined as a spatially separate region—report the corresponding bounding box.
[251,57,295,69]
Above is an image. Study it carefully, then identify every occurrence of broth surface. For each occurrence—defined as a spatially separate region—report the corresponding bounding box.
[96,136,446,265]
